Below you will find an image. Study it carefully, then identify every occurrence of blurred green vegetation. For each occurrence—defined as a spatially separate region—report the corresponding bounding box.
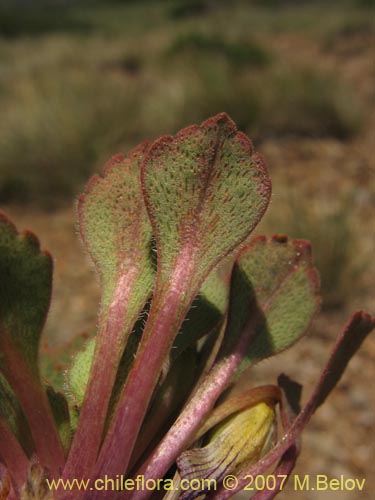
[0,0,372,205]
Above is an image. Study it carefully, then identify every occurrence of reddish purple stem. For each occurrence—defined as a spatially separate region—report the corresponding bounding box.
[207,311,374,500]
[0,416,29,489]
[251,446,298,500]
[62,269,139,482]
[1,341,65,476]
[127,316,259,500]
[84,257,196,500]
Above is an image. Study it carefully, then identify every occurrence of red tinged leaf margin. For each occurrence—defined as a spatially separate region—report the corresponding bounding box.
[90,113,271,494]
[63,144,155,481]
[230,235,321,374]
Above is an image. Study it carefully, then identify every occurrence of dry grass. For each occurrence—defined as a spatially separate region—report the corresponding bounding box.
[0,0,371,205]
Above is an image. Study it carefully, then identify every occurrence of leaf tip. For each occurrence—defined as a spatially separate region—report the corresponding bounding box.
[201,112,238,137]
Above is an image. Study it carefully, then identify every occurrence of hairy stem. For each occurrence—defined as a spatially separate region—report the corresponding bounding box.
[128,319,258,500]
[86,259,195,500]
[63,270,140,481]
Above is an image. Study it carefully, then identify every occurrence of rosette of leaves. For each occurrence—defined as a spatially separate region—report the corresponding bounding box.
[0,113,373,500]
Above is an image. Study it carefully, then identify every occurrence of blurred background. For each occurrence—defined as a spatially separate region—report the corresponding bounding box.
[0,0,374,498]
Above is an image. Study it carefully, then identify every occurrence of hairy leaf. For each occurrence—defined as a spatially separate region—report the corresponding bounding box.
[66,338,95,408]
[0,214,51,376]
[64,144,156,479]
[142,112,271,288]
[92,114,271,486]
[0,213,64,471]
[78,144,154,311]
[40,332,91,395]
[134,236,319,487]
[67,309,146,414]
[66,264,229,410]
[225,235,320,375]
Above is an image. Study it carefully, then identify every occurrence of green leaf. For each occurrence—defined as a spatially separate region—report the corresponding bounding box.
[40,332,92,395]
[46,386,72,455]
[142,112,271,288]
[66,259,231,415]
[127,236,318,486]
[0,212,65,470]
[226,235,320,375]
[94,114,271,479]
[66,338,95,408]
[78,145,155,311]
[0,214,51,377]
[0,372,33,456]
[66,310,145,411]
[64,144,156,479]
